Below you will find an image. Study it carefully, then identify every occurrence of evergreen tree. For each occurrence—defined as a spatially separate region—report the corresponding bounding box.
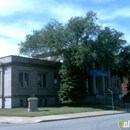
[58,47,86,104]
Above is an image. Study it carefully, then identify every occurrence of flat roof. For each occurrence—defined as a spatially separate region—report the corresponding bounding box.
[0,55,61,68]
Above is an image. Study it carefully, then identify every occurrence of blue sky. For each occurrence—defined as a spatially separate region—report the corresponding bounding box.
[0,0,130,57]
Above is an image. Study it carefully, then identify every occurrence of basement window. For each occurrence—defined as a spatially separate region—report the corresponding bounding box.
[39,99,42,106]
[20,99,24,107]
[44,98,48,105]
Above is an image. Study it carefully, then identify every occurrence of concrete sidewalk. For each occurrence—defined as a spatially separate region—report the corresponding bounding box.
[0,110,128,124]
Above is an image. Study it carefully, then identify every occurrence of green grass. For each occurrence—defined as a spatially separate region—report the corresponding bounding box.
[0,105,116,117]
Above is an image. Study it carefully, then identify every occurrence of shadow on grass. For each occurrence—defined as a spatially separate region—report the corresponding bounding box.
[38,109,49,112]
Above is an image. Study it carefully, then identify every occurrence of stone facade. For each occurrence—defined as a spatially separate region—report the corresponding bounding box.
[0,55,123,108]
[0,55,60,108]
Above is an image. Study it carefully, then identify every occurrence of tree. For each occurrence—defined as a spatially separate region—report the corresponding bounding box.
[19,11,127,104]
[92,27,126,70]
[118,45,130,78]
[19,20,65,58]
[58,55,86,104]
[19,11,100,61]
[19,11,100,104]
[118,45,130,98]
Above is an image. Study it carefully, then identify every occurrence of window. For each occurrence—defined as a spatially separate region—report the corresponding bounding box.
[44,98,48,105]
[38,73,46,88]
[19,72,29,88]
[39,99,42,106]
[20,99,24,107]
[55,98,59,105]
[54,74,59,89]
[114,78,120,88]
[54,74,58,85]
[26,99,28,107]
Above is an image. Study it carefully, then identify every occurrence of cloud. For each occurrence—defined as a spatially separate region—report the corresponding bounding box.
[0,20,44,41]
[49,4,85,23]
[0,38,19,57]
[0,0,130,58]
[0,0,27,16]
[0,0,86,46]
[0,0,86,24]
[91,0,116,3]
[0,19,44,57]
[0,0,43,16]
[98,7,130,21]
[76,0,116,3]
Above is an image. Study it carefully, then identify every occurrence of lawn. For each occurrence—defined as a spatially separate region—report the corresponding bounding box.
[0,105,115,117]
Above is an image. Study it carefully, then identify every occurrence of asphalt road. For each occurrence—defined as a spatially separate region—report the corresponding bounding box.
[0,113,130,130]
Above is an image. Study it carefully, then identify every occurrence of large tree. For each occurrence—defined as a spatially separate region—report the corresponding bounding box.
[19,11,100,61]
[19,11,100,104]
[92,27,126,71]
[19,11,127,104]
[58,49,86,104]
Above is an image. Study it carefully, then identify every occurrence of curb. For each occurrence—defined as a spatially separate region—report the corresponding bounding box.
[0,110,128,124]
[37,111,127,123]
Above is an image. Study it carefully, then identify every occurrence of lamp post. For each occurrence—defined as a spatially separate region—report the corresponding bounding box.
[108,89,114,113]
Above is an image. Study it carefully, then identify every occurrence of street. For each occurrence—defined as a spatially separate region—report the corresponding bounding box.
[0,113,130,130]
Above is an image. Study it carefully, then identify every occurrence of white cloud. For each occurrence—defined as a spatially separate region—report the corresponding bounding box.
[91,0,116,3]
[0,24,26,41]
[98,7,130,21]
[0,0,86,55]
[0,0,43,16]
[0,0,85,23]
[0,0,27,16]
[0,20,44,41]
[0,19,44,57]
[0,38,19,57]
[0,0,130,58]
[77,0,116,3]
[49,4,85,23]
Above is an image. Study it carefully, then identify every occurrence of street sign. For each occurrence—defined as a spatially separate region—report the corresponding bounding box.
[90,70,109,77]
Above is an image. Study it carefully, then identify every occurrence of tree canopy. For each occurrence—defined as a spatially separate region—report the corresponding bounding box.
[19,12,99,61]
[19,11,130,104]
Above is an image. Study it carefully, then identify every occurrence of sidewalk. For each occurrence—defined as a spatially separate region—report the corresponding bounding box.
[0,110,128,124]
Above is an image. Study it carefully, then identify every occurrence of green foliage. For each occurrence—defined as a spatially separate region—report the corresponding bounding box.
[118,45,130,78]
[93,27,126,70]
[118,45,130,96]
[19,11,101,104]
[59,63,86,104]
[58,45,87,104]
[19,20,65,58]
[19,12,99,61]
[19,11,129,103]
